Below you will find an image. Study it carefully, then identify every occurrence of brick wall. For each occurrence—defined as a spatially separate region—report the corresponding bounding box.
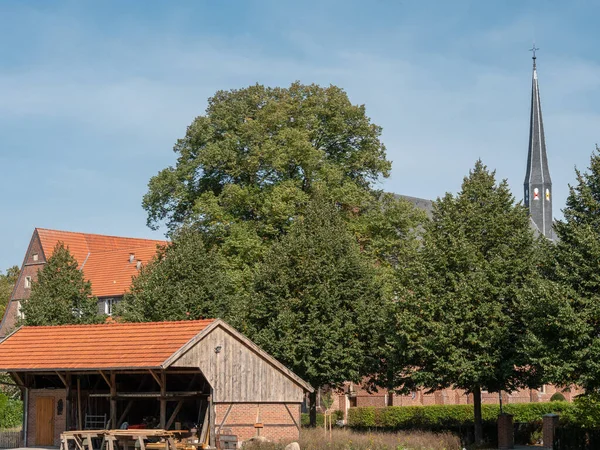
[338,382,582,418]
[0,231,45,337]
[215,403,300,444]
[27,389,67,447]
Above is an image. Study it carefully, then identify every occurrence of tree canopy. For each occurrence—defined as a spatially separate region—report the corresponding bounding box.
[21,243,99,326]
[117,231,243,326]
[143,82,398,265]
[391,161,545,444]
[0,266,19,319]
[247,199,389,423]
[550,145,600,391]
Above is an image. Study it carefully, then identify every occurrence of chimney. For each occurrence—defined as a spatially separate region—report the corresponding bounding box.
[129,253,135,263]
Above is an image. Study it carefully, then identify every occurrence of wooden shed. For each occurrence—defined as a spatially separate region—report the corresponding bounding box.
[0,319,312,448]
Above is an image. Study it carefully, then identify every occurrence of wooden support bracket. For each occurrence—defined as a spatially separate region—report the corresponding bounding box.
[165,400,184,430]
[149,370,163,389]
[56,371,68,388]
[99,371,112,389]
[9,372,25,388]
[284,404,300,431]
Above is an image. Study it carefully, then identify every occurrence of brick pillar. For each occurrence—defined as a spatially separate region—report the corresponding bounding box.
[542,413,559,449]
[498,413,514,450]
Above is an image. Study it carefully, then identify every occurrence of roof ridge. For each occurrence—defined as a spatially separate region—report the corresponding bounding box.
[19,319,215,330]
[36,228,168,243]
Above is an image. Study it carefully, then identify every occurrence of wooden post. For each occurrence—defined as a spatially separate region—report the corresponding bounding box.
[77,377,83,430]
[209,394,215,448]
[159,371,167,429]
[110,373,117,430]
[66,373,72,431]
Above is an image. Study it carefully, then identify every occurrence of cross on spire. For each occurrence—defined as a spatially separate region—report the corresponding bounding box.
[529,44,539,60]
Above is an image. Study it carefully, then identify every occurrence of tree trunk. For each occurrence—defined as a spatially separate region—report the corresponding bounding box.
[473,385,483,445]
[309,390,318,427]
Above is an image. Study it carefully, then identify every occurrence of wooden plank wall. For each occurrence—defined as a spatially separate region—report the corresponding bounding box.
[171,326,304,403]
[0,430,23,448]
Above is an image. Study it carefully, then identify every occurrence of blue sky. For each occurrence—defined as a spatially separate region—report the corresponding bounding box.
[1,0,599,270]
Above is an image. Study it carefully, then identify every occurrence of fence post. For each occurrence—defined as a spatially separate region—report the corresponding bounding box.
[542,413,559,449]
[498,413,514,449]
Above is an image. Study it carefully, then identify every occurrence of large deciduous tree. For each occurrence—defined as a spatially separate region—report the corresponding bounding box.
[21,243,98,326]
[248,199,388,426]
[117,231,242,325]
[142,82,394,263]
[392,161,543,445]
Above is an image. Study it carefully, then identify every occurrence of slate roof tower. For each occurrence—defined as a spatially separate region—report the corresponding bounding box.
[524,49,553,239]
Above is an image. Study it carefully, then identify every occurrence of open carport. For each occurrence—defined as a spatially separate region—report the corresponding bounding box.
[0,319,312,448]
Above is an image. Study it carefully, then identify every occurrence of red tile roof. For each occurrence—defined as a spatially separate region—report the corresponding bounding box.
[0,320,214,370]
[36,228,168,298]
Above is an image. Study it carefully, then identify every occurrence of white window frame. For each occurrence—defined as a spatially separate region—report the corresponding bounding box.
[32,253,39,262]
[104,298,119,316]
[17,301,25,320]
[24,276,32,289]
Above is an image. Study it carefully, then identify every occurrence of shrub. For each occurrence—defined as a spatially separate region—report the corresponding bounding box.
[301,411,344,427]
[561,393,600,428]
[550,392,566,402]
[347,402,573,430]
[0,394,22,429]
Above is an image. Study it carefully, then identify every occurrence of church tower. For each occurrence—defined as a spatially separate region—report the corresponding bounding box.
[524,49,553,239]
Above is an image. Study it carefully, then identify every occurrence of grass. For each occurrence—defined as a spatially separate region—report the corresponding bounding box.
[242,427,462,450]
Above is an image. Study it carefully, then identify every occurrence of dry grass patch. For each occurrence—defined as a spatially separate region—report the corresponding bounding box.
[243,427,462,450]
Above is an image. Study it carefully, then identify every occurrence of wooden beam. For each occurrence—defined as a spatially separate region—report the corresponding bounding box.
[110,373,117,430]
[117,401,134,427]
[88,391,207,398]
[66,373,73,431]
[9,372,25,388]
[77,377,83,431]
[284,404,300,431]
[165,400,184,430]
[216,404,232,435]
[198,402,209,447]
[209,394,215,448]
[148,370,163,389]
[56,371,68,388]
[99,371,112,389]
[159,371,167,429]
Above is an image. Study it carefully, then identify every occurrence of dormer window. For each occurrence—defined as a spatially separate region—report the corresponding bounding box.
[32,253,39,262]
[24,276,32,289]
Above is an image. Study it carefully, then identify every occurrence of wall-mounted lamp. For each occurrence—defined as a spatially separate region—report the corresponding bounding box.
[214,345,222,354]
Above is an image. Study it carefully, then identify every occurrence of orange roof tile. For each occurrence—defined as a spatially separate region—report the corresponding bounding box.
[35,228,168,298]
[0,320,214,370]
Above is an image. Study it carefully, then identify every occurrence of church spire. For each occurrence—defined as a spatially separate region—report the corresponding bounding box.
[524,46,553,239]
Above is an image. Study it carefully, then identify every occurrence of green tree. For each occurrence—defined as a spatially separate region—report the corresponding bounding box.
[248,199,388,426]
[550,145,600,391]
[21,243,99,326]
[143,82,394,265]
[392,161,543,445]
[117,230,243,325]
[0,266,19,318]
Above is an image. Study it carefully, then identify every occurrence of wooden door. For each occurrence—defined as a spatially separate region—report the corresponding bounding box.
[35,396,55,446]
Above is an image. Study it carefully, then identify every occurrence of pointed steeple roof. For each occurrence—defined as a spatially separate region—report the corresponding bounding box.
[523,48,553,239]
[524,50,552,188]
